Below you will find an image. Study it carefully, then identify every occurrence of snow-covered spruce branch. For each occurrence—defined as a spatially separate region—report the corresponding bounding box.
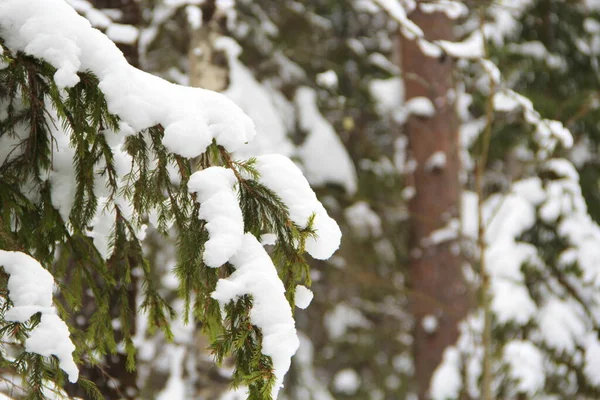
[0,0,340,398]
[0,251,78,383]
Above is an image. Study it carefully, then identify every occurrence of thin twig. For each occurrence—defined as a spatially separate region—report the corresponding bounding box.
[477,6,495,400]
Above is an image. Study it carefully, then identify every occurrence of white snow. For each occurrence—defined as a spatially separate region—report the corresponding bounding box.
[431,314,486,399]
[347,38,367,56]
[425,151,447,171]
[88,197,117,259]
[83,8,112,29]
[430,347,462,400]
[0,0,256,157]
[422,219,459,246]
[47,107,76,223]
[1,252,55,323]
[485,190,541,324]
[368,52,400,74]
[585,0,600,11]
[418,38,443,58]
[536,119,573,150]
[295,87,358,195]
[261,233,278,246]
[543,158,580,182]
[0,1,349,396]
[392,354,413,375]
[420,1,468,19]
[537,299,585,353]
[255,154,342,260]
[156,346,186,400]
[353,0,379,13]
[584,334,600,385]
[164,0,204,6]
[186,5,202,30]
[460,178,550,327]
[453,154,600,394]
[569,137,594,168]
[89,194,144,260]
[316,70,339,89]
[461,191,479,239]
[344,202,383,239]
[490,276,537,325]
[503,340,545,395]
[105,23,139,45]
[508,41,566,71]
[439,32,484,59]
[539,161,600,286]
[295,285,314,309]
[493,91,521,112]
[584,18,600,34]
[216,0,235,11]
[211,233,299,398]
[333,369,361,394]
[401,186,416,200]
[422,315,438,334]
[493,89,573,152]
[0,251,78,383]
[394,136,408,173]
[324,303,371,340]
[405,96,435,117]
[373,0,423,39]
[369,77,404,115]
[480,59,501,85]
[215,38,294,158]
[188,167,244,268]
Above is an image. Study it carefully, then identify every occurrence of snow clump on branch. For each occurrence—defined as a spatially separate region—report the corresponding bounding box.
[212,233,299,398]
[0,0,255,158]
[255,154,342,259]
[188,167,244,268]
[0,251,78,383]
[0,1,344,396]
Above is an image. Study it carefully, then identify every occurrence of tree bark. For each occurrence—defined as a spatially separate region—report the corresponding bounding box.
[400,6,469,399]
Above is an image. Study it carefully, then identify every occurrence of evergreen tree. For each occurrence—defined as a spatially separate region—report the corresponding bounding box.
[3,1,600,399]
[0,1,341,399]
[422,1,600,398]
[138,1,412,398]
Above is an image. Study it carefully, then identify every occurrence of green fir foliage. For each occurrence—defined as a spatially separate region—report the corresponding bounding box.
[0,43,313,399]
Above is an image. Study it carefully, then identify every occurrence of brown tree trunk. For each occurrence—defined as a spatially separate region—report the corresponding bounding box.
[400,5,469,399]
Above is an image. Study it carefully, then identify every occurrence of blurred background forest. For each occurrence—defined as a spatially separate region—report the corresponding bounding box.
[12,0,600,399]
